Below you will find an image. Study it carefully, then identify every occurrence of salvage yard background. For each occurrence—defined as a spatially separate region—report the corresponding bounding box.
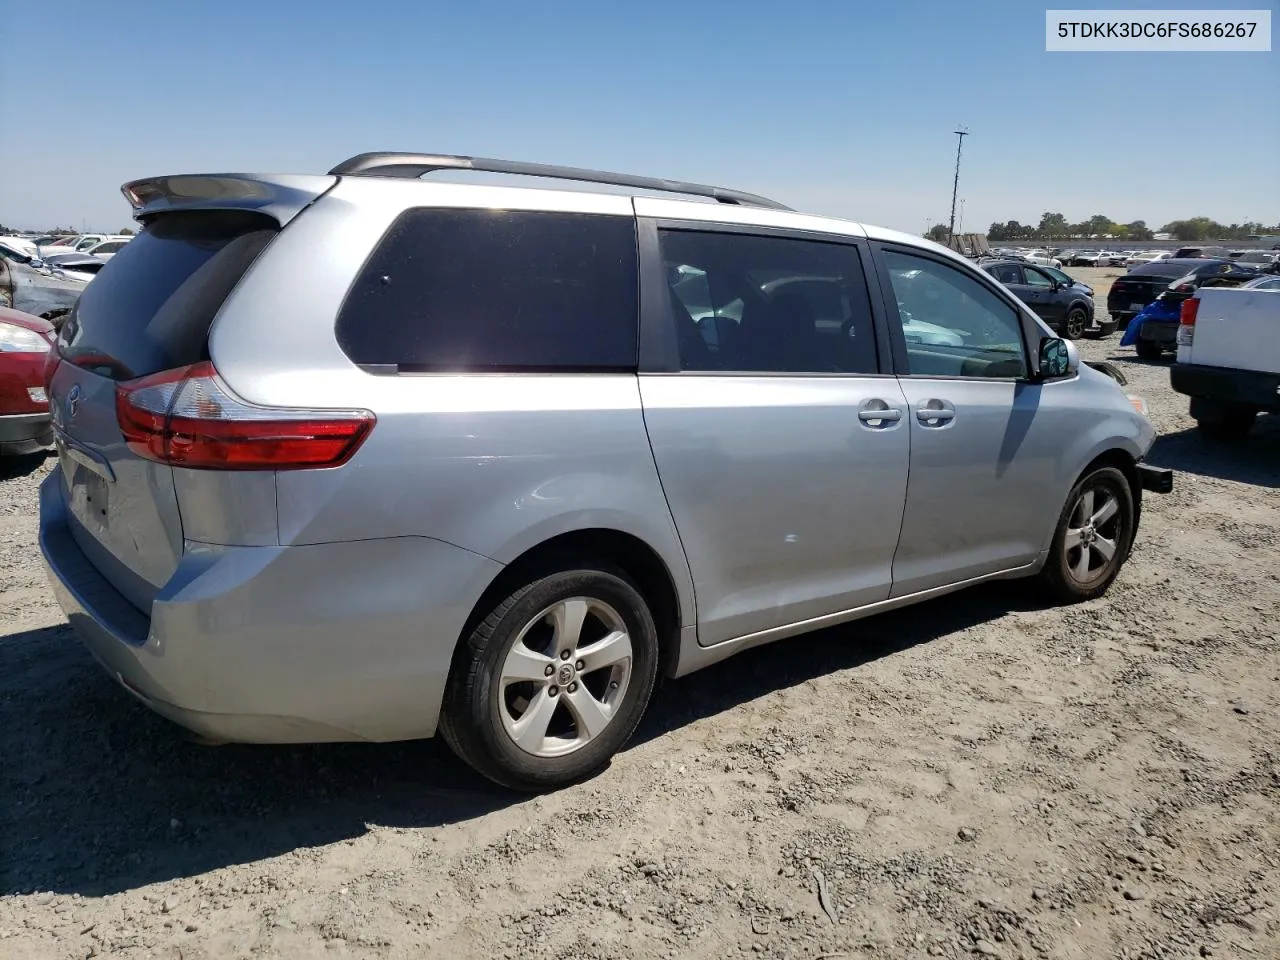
[2,268,1277,960]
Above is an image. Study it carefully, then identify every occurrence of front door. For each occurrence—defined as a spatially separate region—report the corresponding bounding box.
[876,246,1065,596]
[1021,265,1064,324]
[638,222,910,646]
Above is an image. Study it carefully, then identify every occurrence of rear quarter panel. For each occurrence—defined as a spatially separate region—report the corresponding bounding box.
[205,179,698,629]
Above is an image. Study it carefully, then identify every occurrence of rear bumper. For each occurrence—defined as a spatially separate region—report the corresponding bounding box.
[38,468,503,743]
[1170,363,1280,412]
[1138,321,1178,344]
[0,411,53,454]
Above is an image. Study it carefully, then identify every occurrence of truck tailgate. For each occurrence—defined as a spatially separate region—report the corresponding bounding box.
[1179,288,1280,373]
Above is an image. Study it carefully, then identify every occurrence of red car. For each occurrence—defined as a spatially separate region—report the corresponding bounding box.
[0,304,55,455]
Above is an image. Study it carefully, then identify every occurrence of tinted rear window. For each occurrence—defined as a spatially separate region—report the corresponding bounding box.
[1129,260,1214,278]
[58,210,277,380]
[335,209,638,371]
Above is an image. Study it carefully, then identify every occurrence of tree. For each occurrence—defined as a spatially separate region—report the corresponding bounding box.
[1086,214,1115,239]
[1121,220,1153,241]
[925,224,950,242]
[119,227,134,236]
[1037,212,1069,239]
[1161,217,1219,241]
[989,220,1034,241]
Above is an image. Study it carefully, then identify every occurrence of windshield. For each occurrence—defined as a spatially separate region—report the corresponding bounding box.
[57,210,277,380]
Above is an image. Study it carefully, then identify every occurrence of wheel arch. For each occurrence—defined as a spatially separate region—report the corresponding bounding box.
[1067,298,1093,319]
[456,528,687,681]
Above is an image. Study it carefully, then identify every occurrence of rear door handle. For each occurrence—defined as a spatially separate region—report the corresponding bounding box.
[916,400,956,426]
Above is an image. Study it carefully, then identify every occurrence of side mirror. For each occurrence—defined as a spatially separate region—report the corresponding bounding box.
[1038,336,1075,380]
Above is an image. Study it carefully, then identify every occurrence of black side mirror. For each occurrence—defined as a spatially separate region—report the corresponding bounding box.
[1039,337,1071,379]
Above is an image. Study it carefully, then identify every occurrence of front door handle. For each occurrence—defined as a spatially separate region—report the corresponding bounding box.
[916,400,956,426]
[858,399,902,427]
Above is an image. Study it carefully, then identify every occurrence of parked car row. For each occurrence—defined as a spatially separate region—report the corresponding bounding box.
[0,233,132,262]
[0,241,89,323]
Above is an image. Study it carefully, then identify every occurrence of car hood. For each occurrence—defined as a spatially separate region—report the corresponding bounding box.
[0,304,55,336]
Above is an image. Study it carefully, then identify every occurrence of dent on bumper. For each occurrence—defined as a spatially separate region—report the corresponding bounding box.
[39,470,503,743]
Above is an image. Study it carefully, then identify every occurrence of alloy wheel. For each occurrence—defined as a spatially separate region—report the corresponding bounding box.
[1063,486,1122,584]
[497,597,634,758]
[1065,309,1086,339]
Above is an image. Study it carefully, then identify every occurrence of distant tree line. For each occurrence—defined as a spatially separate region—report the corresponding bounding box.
[981,213,1279,243]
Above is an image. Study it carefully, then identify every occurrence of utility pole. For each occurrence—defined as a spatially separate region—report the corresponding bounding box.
[947,127,969,243]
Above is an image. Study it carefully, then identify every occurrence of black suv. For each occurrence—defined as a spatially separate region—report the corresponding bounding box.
[981,260,1103,339]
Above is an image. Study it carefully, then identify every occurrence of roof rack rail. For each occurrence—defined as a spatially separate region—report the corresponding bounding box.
[327,152,792,211]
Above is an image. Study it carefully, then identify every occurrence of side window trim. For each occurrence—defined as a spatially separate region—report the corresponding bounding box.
[636,217,895,377]
[866,242,1041,380]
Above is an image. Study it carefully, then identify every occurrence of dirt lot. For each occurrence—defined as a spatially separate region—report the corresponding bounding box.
[2,267,1278,960]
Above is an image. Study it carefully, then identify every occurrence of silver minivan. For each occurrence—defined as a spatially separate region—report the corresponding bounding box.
[39,154,1171,790]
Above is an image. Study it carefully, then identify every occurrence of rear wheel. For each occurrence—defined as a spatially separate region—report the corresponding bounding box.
[1063,307,1088,340]
[1135,338,1163,360]
[1039,466,1134,603]
[1195,403,1257,442]
[440,565,659,791]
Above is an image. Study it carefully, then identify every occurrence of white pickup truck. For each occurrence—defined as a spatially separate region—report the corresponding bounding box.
[1170,279,1280,440]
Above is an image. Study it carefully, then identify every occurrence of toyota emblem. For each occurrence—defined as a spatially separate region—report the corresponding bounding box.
[64,383,82,423]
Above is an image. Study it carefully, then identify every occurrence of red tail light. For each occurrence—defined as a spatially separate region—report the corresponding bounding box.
[1180,298,1200,326]
[42,349,61,394]
[114,362,374,470]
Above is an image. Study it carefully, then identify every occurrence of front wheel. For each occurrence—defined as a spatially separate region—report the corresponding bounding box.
[440,565,659,791]
[1039,466,1135,603]
[1063,307,1088,340]
[1196,403,1257,442]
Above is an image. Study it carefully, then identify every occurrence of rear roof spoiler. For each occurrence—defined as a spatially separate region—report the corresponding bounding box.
[328,152,792,211]
[120,174,337,224]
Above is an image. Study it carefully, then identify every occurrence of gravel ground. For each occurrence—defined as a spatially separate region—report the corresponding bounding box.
[2,267,1278,960]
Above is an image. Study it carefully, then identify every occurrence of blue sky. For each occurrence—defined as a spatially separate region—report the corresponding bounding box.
[2,0,1276,234]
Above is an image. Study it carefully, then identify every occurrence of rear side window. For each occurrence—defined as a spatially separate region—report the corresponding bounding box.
[59,210,277,380]
[335,209,638,371]
[659,229,879,374]
[986,263,1022,285]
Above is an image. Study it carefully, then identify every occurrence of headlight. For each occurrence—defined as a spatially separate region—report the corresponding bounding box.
[1127,394,1150,418]
[0,321,51,353]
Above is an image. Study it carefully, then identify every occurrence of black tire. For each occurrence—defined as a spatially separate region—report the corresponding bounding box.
[439,564,659,791]
[1135,338,1163,360]
[1063,307,1088,340]
[1039,465,1135,604]
[1112,313,1132,331]
[1196,404,1257,442]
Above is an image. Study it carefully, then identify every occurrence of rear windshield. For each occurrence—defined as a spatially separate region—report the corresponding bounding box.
[1128,260,1213,278]
[335,208,638,372]
[57,210,277,380]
